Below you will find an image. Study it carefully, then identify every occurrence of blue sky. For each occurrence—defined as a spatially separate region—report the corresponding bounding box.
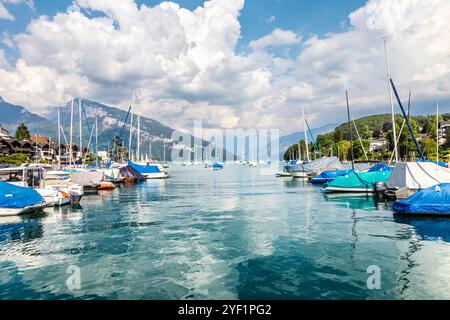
[1,0,366,57]
[0,0,448,133]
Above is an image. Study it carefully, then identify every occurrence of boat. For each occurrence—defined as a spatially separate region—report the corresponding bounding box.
[393,183,450,216]
[311,169,354,184]
[0,181,46,216]
[212,162,224,170]
[119,165,146,183]
[387,162,450,199]
[69,170,104,193]
[0,167,79,207]
[98,181,116,190]
[128,160,170,179]
[286,157,345,178]
[323,170,392,193]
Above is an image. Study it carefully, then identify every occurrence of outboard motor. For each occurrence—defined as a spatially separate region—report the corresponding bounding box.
[374,182,387,199]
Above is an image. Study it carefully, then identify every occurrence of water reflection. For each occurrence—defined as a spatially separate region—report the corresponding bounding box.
[1,166,450,299]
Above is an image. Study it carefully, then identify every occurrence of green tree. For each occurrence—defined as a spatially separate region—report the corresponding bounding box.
[337,140,351,161]
[420,138,437,159]
[15,123,31,141]
[353,139,371,160]
[362,125,373,139]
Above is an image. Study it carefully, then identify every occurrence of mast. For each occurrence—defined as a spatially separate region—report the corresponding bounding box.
[79,98,82,165]
[129,109,133,161]
[57,108,61,167]
[302,107,310,162]
[69,98,74,170]
[384,40,399,163]
[163,141,166,162]
[35,134,38,164]
[346,91,355,170]
[95,117,98,168]
[436,102,439,163]
[137,115,140,162]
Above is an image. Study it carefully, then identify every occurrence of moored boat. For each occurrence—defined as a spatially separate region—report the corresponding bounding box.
[128,160,170,179]
[323,170,392,193]
[393,183,450,216]
[0,181,46,216]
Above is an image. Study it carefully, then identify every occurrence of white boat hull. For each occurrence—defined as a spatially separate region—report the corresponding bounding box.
[323,187,374,193]
[291,172,308,178]
[143,172,170,180]
[0,203,45,217]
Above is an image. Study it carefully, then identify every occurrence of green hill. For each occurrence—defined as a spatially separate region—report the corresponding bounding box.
[285,113,450,162]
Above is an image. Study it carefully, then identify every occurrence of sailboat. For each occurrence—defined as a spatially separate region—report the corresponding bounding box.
[323,91,393,194]
[127,113,170,179]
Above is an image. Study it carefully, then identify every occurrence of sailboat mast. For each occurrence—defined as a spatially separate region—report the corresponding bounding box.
[95,117,98,168]
[346,91,355,170]
[384,40,399,163]
[69,98,74,170]
[302,107,310,162]
[129,109,133,161]
[79,98,82,165]
[436,102,439,163]
[137,115,140,162]
[57,108,61,167]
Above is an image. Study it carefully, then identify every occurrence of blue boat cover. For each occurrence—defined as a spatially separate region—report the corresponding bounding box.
[128,161,161,174]
[419,160,449,168]
[0,181,44,209]
[393,183,450,215]
[311,170,354,184]
[368,164,393,172]
[212,163,224,169]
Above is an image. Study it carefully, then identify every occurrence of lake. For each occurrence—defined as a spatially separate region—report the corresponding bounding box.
[1,164,450,300]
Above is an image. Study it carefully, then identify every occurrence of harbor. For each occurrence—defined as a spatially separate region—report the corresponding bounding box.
[2,164,450,300]
[0,0,450,304]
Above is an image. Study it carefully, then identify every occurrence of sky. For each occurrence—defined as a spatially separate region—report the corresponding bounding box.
[0,0,449,134]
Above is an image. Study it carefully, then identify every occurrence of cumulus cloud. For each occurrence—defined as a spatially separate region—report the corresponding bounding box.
[250,28,301,51]
[0,0,449,134]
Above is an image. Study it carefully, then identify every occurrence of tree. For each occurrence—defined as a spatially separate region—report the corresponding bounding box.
[337,140,351,161]
[15,123,30,141]
[420,138,437,159]
[362,125,373,139]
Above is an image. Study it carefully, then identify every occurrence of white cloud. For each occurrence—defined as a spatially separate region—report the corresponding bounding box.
[0,0,449,135]
[250,28,301,51]
[0,0,34,20]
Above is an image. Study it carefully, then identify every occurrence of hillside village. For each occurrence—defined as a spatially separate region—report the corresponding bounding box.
[284,114,450,162]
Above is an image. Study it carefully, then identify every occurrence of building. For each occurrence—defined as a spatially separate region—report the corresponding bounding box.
[441,120,450,145]
[30,135,49,145]
[0,124,10,138]
[369,139,388,152]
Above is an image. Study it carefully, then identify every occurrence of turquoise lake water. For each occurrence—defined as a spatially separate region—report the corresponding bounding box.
[1,164,450,300]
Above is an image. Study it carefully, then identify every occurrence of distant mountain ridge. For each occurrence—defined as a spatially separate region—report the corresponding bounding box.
[0,97,179,160]
[0,96,55,138]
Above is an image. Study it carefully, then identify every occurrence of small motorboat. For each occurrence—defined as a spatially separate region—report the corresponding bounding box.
[97,182,116,190]
[0,181,46,216]
[212,162,224,170]
[393,183,450,216]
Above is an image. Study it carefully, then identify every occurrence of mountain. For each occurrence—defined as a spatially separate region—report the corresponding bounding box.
[41,99,179,161]
[0,96,55,138]
[279,123,338,154]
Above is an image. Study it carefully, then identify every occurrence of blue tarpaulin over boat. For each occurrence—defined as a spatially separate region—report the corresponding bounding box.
[368,164,393,172]
[393,183,450,215]
[128,161,161,174]
[419,160,449,168]
[0,181,44,209]
[311,170,354,184]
